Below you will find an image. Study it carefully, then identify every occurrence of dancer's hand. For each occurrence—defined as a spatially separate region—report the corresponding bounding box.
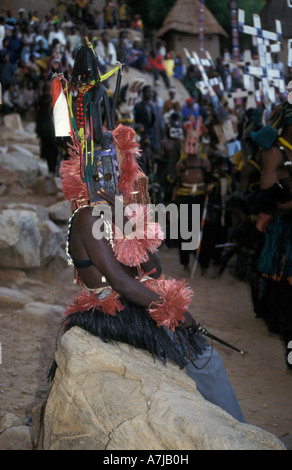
[181,310,197,329]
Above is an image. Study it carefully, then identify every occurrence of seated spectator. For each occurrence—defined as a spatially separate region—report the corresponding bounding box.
[31,10,40,26]
[2,83,21,114]
[68,26,82,51]
[20,24,36,63]
[183,64,200,100]
[173,54,185,81]
[93,10,104,30]
[17,79,36,118]
[128,41,147,71]
[26,53,40,85]
[94,30,117,73]
[113,30,133,65]
[48,22,66,49]
[61,15,75,31]
[35,38,49,58]
[38,13,51,34]
[35,25,49,52]
[5,9,17,30]
[162,87,181,115]
[132,14,143,31]
[181,98,200,121]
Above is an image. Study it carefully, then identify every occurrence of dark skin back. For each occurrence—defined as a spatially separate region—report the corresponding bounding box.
[69,192,195,328]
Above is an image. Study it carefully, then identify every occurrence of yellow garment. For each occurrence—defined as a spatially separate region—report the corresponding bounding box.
[232,150,244,171]
[118,4,128,21]
[163,59,175,77]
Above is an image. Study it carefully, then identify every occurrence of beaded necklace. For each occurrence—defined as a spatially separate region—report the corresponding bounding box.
[68,80,96,183]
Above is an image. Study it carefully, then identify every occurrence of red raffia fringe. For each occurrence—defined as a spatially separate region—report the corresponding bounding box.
[60,135,88,205]
[112,124,142,198]
[64,288,124,317]
[113,204,164,266]
[144,276,194,332]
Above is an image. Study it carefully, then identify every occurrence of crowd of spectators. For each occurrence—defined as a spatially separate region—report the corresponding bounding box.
[0,3,251,119]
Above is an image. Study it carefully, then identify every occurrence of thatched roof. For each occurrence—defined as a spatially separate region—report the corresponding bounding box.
[260,0,292,38]
[157,0,228,38]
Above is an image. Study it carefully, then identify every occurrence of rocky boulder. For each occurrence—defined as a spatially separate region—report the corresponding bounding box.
[33,327,286,451]
[0,413,32,450]
[0,203,66,269]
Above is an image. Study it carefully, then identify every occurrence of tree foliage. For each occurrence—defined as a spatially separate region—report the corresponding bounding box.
[205,0,266,36]
[126,0,267,47]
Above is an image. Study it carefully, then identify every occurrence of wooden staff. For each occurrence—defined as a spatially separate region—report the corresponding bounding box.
[199,0,205,59]
[190,193,209,279]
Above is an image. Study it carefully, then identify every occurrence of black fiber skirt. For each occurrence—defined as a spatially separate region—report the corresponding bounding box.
[61,298,208,370]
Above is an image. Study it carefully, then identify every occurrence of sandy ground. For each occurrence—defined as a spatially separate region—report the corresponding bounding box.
[0,234,291,450]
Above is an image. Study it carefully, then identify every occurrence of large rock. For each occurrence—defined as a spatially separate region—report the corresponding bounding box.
[0,204,65,269]
[0,413,32,450]
[0,118,44,185]
[34,327,286,450]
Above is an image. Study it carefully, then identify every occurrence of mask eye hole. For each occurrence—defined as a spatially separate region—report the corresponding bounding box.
[105,173,112,181]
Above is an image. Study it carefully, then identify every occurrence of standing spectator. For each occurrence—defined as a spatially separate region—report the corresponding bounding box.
[0,52,16,91]
[0,17,5,50]
[163,52,175,78]
[147,44,171,89]
[77,0,88,22]
[35,81,58,174]
[103,0,115,28]
[117,0,128,28]
[16,9,28,30]
[134,85,160,152]
[7,26,22,68]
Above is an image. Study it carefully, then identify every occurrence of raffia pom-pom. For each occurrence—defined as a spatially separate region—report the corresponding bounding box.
[113,204,164,267]
[64,289,124,317]
[144,276,194,331]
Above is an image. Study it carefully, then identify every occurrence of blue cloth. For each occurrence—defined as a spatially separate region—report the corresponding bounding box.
[166,329,245,423]
[186,346,246,423]
[257,213,292,279]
